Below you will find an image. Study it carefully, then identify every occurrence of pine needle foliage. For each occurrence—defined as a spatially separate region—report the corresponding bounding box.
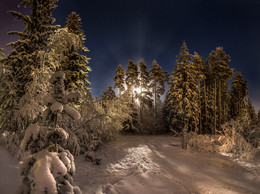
[113,64,125,96]
[62,11,91,91]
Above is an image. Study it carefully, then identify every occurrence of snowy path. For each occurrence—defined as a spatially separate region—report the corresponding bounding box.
[0,145,21,194]
[74,135,260,194]
[0,135,260,194]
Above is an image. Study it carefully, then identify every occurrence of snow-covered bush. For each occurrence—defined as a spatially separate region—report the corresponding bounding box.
[18,71,82,194]
[3,132,25,160]
[63,94,132,154]
[246,125,260,148]
[187,133,219,153]
[239,148,260,161]
[219,120,253,155]
[16,67,52,131]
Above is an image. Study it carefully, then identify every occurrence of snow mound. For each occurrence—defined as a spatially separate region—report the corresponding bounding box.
[46,127,69,144]
[107,145,162,175]
[21,124,45,152]
[50,101,63,113]
[32,150,67,193]
[219,133,252,155]
[43,95,55,106]
[63,104,81,120]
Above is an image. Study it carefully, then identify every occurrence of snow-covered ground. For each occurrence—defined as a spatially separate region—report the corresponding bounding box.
[1,135,260,194]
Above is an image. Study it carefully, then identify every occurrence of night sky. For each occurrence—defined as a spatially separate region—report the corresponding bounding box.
[1,0,260,111]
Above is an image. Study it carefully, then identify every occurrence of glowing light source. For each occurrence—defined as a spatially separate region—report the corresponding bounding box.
[134,87,141,94]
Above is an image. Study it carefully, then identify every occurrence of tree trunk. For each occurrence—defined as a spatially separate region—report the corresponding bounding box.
[198,81,202,134]
[140,87,143,123]
[154,84,157,119]
[214,79,217,134]
[203,80,208,134]
[238,91,241,117]
[218,80,222,128]
[182,119,188,149]
[132,86,134,103]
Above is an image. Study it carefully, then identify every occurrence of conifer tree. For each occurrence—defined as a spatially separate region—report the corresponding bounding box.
[19,71,82,193]
[125,60,139,102]
[230,72,248,119]
[1,0,59,133]
[206,50,218,134]
[120,89,140,133]
[5,0,59,95]
[150,60,166,119]
[207,47,233,133]
[168,42,199,148]
[247,99,257,124]
[0,48,18,133]
[193,52,206,134]
[0,48,4,59]
[61,11,91,91]
[138,59,152,122]
[100,86,116,101]
[257,110,260,124]
[66,11,84,40]
[113,64,125,97]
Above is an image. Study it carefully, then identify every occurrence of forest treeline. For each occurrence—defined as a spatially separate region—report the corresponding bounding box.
[0,0,259,159]
[105,42,258,136]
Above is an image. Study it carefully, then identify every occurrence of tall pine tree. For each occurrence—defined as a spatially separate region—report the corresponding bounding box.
[113,64,125,97]
[139,59,152,122]
[193,52,206,134]
[168,42,199,148]
[125,60,139,102]
[207,47,233,133]
[230,72,248,119]
[150,60,166,119]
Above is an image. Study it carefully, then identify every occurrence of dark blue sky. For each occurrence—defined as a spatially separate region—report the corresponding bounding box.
[1,0,260,111]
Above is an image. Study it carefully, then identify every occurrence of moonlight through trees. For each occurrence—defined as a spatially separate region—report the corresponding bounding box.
[0,1,259,193]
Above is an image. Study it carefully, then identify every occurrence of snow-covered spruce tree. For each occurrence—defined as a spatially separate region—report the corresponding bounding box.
[60,11,91,91]
[1,0,59,135]
[113,64,125,97]
[5,0,59,97]
[0,48,16,134]
[0,48,23,157]
[18,71,82,194]
[168,42,199,149]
